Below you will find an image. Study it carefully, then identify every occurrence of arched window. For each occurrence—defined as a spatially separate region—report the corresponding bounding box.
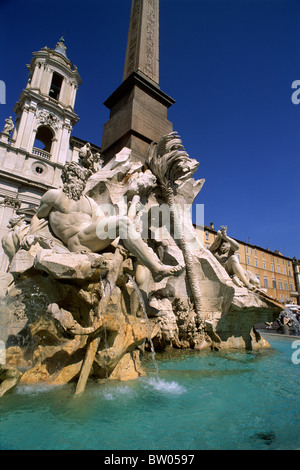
[33,126,54,153]
[49,72,63,100]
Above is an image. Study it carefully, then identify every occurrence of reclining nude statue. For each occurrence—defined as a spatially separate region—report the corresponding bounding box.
[25,161,182,282]
[209,225,260,290]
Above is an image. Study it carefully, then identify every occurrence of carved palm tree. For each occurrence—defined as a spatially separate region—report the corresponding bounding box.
[147,132,204,327]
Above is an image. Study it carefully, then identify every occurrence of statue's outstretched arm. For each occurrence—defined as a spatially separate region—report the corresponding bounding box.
[209,231,222,253]
[226,236,239,252]
[218,225,239,252]
[35,189,58,219]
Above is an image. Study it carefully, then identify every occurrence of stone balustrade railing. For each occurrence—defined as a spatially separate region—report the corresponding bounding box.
[32,147,51,160]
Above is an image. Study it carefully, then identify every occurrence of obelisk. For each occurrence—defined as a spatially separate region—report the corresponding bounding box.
[101,0,175,162]
[123,0,159,85]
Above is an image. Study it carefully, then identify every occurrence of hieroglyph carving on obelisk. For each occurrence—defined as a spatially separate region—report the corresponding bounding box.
[123,0,159,86]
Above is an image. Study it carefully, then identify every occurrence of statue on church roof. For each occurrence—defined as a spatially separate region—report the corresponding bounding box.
[2,116,14,135]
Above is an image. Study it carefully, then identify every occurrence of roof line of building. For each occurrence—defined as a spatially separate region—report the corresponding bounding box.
[197,224,299,262]
[70,136,101,152]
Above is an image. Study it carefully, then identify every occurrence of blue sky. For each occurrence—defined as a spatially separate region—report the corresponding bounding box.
[0,0,299,258]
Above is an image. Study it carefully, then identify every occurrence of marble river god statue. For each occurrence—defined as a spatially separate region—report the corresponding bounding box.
[26,161,182,282]
[0,133,283,396]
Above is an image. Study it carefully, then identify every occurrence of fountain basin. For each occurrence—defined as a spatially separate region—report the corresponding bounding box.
[0,334,298,450]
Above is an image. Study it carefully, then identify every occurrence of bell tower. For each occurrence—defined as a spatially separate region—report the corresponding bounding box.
[12,37,81,165]
[0,38,82,271]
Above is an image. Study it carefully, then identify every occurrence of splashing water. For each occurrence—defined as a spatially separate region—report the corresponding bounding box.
[126,274,160,381]
[145,377,187,395]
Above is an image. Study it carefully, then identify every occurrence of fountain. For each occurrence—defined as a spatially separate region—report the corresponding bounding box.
[126,273,160,381]
[283,308,300,335]
[0,133,284,397]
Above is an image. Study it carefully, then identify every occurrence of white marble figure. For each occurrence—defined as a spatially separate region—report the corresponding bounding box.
[78,142,102,174]
[2,116,14,135]
[2,215,29,261]
[28,162,182,282]
[209,225,260,290]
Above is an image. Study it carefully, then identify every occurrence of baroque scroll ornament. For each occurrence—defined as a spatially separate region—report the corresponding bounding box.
[36,110,61,130]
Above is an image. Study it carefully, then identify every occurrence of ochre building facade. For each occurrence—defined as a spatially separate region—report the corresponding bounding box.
[197,224,299,305]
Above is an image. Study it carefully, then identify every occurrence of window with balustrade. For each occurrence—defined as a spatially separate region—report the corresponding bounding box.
[32,125,54,158]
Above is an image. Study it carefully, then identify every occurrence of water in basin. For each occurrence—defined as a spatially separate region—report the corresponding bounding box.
[0,334,299,450]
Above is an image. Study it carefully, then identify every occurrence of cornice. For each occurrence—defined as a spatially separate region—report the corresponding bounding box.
[70,136,101,153]
[14,89,79,124]
[104,71,175,110]
[31,49,81,84]
[201,224,295,261]
[0,169,55,192]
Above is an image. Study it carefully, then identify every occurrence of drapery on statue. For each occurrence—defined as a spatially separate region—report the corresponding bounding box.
[209,225,260,290]
[26,161,182,282]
